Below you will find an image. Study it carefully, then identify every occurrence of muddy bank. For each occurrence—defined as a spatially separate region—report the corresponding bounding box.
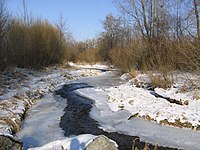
[56,83,178,150]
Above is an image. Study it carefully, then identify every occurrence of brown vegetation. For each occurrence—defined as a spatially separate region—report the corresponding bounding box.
[7,20,65,68]
[76,48,102,64]
[1,0,200,79]
[0,1,74,70]
[159,119,200,131]
[96,0,200,78]
[150,74,172,89]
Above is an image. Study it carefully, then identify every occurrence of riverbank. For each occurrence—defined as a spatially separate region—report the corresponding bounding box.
[0,63,108,148]
[107,72,200,130]
[1,63,200,149]
[75,71,200,150]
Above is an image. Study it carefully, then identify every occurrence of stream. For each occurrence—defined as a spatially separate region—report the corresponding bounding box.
[16,70,200,150]
[56,81,174,150]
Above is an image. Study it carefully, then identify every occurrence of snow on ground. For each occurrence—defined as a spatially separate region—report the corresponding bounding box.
[67,62,114,77]
[68,62,109,70]
[107,83,200,128]
[106,72,200,129]
[2,63,200,149]
[74,71,200,149]
[0,63,107,137]
[28,134,96,150]
[76,86,200,150]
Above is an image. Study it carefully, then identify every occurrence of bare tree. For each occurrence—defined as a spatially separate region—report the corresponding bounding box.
[0,1,9,70]
[141,0,150,38]
[21,0,29,24]
[148,0,153,38]
[194,0,200,38]
[101,15,123,50]
[98,14,132,60]
[55,14,66,50]
[152,0,158,38]
[55,14,74,61]
[114,0,159,39]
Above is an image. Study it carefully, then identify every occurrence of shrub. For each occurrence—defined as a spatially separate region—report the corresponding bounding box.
[7,19,69,68]
[108,36,200,77]
[76,48,102,64]
[150,74,172,89]
[109,39,147,73]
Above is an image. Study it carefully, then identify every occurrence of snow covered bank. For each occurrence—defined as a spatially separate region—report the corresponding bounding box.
[107,72,200,130]
[0,64,108,137]
[75,72,200,149]
[76,86,200,150]
[68,62,110,70]
[2,63,200,149]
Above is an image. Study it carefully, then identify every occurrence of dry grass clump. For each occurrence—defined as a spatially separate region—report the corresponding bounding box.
[129,69,138,78]
[1,117,20,134]
[159,119,197,130]
[192,89,200,100]
[132,138,159,150]
[150,75,172,89]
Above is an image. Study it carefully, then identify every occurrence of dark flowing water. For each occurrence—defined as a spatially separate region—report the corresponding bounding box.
[56,81,177,150]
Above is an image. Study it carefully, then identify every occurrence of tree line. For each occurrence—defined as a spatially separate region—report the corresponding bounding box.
[96,0,200,73]
[1,0,200,74]
[77,0,200,74]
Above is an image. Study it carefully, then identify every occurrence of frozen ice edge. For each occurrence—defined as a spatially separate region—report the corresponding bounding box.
[76,87,200,150]
[16,93,67,149]
[0,65,108,149]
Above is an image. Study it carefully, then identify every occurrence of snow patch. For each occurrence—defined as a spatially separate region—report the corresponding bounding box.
[76,87,200,150]
[68,62,109,70]
[120,73,131,81]
[28,134,96,150]
[107,82,200,128]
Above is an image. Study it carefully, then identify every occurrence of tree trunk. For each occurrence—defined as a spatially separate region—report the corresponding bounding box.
[149,0,153,38]
[141,0,149,38]
[132,1,145,38]
[153,0,158,38]
[194,0,200,39]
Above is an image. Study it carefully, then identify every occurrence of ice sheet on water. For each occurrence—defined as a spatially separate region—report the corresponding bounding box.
[16,94,67,149]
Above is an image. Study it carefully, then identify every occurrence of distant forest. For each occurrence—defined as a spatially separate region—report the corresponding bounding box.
[1,0,200,74]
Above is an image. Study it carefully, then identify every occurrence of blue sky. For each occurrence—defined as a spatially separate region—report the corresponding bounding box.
[6,0,119,41]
